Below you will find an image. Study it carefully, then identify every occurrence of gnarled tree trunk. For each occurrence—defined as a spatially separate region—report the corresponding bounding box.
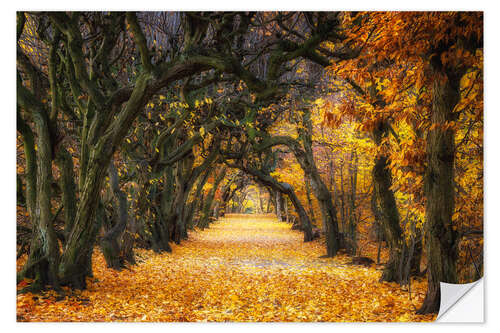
[417,71,460,314]
[199,167,227,229]
[100,162,135,270]
[298,110,341,256]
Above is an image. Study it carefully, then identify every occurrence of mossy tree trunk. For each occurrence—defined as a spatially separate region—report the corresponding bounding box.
[17,82,61,289]
[152,166,174,252]
[185,168,213,229]
[172,153,194,243]
[55,147,77,241]
[199,167,227,229]
[17,111,37,229]
[100,162,135,270]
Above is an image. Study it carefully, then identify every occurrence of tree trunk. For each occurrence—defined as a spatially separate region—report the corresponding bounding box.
[347,150,358,255]
[22,109,60,289]
[372,152,405,283]
[173,164,189,243]
[258,186,265,213]
[17,112,37,223]
[295,109,341,256]
[100,162,135,270]
[254,112,341,251]
[276,191,282,222]
[199,167,227,229]
[370,121,420,284]
[417,72,460,314]
[17,175,26,206]
[211,170,230,221]
[55,147,77,241]
[284,195,289,222]
[265,188,273,213]
[186,168,212,229]
[304,175,316,226]
[57,72,153,288]
[328,160,339,234]
[296,150,340,255]
[155,166,174,252]
[58,138,114,288]
[283,184,313,241]
[339,161,346,234]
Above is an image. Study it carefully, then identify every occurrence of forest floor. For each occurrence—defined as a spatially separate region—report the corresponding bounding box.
[16,214,436,322]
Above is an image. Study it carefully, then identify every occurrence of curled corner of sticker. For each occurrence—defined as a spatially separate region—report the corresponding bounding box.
[437,278,484,322]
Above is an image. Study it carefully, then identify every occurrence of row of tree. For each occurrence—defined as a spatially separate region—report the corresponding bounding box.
[16,12,483,315]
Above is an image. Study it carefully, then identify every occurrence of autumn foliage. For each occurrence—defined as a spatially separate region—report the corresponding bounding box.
[17,215,435,322]
[16,11,482,321]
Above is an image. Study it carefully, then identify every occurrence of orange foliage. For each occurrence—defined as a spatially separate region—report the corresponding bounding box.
[17,215,435,322]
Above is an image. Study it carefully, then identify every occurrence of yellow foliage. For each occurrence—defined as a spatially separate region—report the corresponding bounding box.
[17,216,435,322]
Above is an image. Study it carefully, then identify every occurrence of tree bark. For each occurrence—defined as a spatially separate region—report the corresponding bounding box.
[276,191,283,222]
[55,147,77,241]
[172,154,193,243]
[17,111,37,229]
[372,152,405,283]
[347,149,358,255]
[21,106,60,289]
[186,168,212,229]
[304,175,316,226]
[370,121,419,284]
[417,72,460,314]
[199,167,227,229]
[297,111,341,256]
[101,162,135,270]
[339,161,346,234]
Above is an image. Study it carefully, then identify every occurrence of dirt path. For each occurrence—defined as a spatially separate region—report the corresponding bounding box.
[17,214,435,322]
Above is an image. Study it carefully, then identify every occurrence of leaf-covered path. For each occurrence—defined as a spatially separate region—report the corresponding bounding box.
[17,214,436,322]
